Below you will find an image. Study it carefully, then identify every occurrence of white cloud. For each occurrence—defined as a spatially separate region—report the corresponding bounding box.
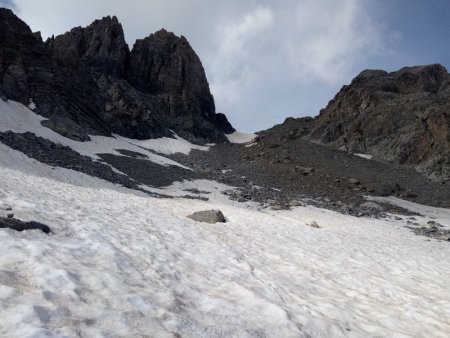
[208,7,274,106]
[282,0,383,84]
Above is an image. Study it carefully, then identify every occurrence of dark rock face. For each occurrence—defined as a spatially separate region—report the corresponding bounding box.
[269,65,450,182]
[0,8,234,143]
[51,16,129,76]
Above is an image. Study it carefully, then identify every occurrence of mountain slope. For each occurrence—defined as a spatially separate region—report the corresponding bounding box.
[0,8,234,143]
[311,64,449,181]
[265,65,450,182]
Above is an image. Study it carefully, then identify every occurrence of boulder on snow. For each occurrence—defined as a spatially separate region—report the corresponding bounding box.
[187,210,226,224]
[0,217,51,233]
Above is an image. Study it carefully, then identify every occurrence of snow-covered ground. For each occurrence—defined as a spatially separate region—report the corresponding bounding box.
[121,133,209,155]
[1,145,450,337]
[0,99,205,169]
[367,195,450,230]
[2,98,450,337]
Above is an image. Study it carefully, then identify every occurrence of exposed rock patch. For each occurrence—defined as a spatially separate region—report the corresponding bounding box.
[0,217,51,233]
[0,131,140,190]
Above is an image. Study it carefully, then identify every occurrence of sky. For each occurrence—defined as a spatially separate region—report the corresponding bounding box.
[1,0,449,132]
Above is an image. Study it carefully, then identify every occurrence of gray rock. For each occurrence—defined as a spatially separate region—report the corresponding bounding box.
[289,200,301,207]
[360,201,384,211]
[296,166,313,175]
[41,117,91,142]
[427,220,443,228]
[6,213,14,219]
[270,205,283,210]
[187,210,225,224]
[0,216,51,233]
[440,234,450,241]
[349,178,360,185]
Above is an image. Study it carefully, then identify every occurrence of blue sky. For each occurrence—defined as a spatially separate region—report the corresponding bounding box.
[2,0,449,132]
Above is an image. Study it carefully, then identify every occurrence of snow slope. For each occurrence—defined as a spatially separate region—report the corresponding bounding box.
[0,99,206,168]
[1,147,450,337]
[226,131,256,144]
[367,195,450,230]
[122,133,209,155]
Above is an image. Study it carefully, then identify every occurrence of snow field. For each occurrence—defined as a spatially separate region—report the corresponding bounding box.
[1,98,450,337]
[0,162,450,337]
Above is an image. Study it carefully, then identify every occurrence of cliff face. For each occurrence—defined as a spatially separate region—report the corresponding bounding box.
[260,65,450,182]
[309,64,449,181]
[0,8,234,143]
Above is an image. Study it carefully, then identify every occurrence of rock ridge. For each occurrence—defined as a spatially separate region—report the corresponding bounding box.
[0,8,234,143]
[264,64,450,182]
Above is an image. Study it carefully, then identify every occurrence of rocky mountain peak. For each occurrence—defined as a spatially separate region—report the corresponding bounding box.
[128,28,211,95]
[393,64,448,94]
[50,15,129,76]
[0,9,234,143]
[0,8,36,43]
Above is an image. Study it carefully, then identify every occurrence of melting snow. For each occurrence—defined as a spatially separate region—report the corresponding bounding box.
[0,99,191,169]
[226,131,256,144]
[120,132,209,155]
[2,99,450,337]
[0,144,449,336]
[367,195,450,229]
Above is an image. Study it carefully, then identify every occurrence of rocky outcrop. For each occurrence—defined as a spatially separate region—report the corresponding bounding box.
[50,16,129,76]
[309,64,449,182]
[266,65,449,182]
[0,8,234,143]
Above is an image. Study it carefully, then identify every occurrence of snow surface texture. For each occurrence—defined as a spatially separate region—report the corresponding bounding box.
[367,196,450,230]
[123,133,209,155]
[0,99,206,169]
[226,131,256,144]
[1,147,450,337]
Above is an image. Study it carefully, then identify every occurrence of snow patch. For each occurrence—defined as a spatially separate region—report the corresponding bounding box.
[0,99,190,169]
[121,132,209,155]
[226,131,256,144]
[367,195,450,229]
[354,153,373,160]
[28,99,36,111]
